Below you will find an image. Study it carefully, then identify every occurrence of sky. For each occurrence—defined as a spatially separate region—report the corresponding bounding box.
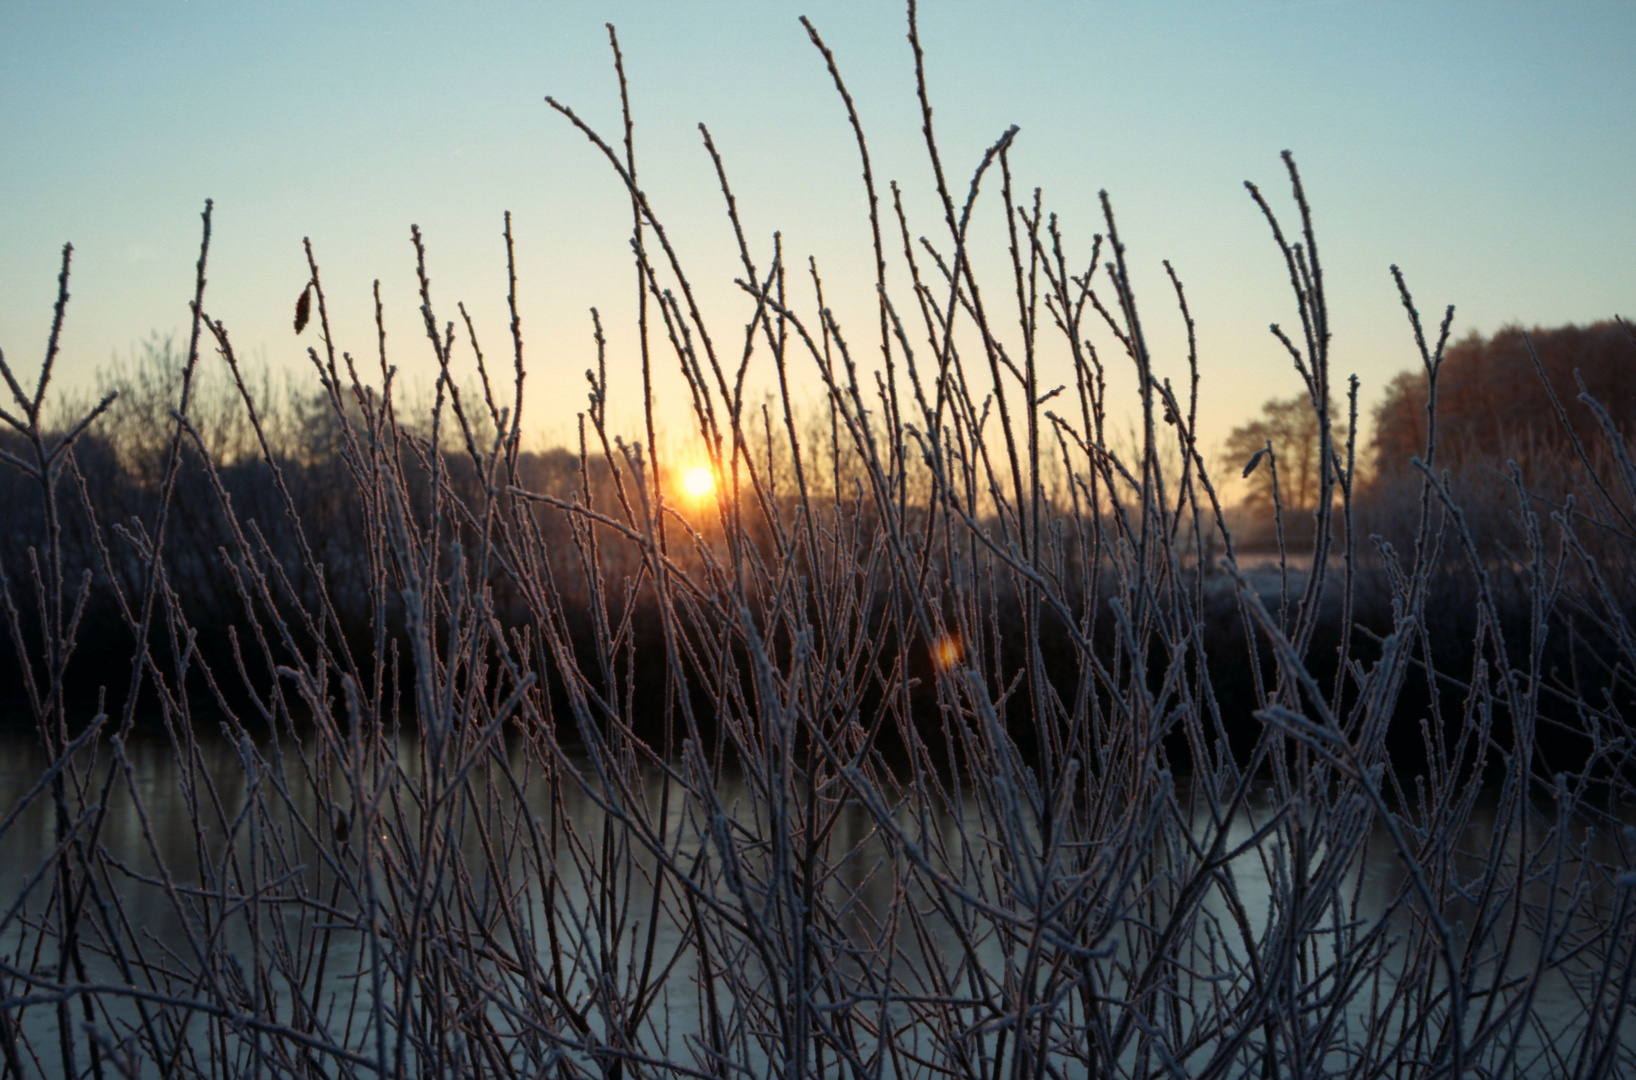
[2,0,1632,463]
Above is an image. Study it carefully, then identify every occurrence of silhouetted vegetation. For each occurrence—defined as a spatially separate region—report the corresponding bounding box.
[1371,320,1636,477]
[1,7,1634,1077]
[1221,391,1348,549]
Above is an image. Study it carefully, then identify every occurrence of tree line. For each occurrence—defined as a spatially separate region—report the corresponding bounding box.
[1223,318,1635,546]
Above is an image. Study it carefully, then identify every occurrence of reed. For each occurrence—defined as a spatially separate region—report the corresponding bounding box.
[1,6,1633,1076]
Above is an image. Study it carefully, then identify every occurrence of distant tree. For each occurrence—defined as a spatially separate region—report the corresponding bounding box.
[1222,393,1346,511]
[1370,369,1427,477]
[1371,320,1636,477]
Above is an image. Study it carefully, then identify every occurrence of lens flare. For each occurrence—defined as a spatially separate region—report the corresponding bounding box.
[682,466,715,498]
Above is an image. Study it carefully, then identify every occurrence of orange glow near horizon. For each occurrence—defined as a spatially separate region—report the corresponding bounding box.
[933,635,963,672]
[682,466,715,499]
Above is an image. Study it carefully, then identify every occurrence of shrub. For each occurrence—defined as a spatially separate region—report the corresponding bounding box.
[1,9,1633,1077]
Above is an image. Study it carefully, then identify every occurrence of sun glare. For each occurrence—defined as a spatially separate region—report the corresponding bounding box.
[682,466,715,499]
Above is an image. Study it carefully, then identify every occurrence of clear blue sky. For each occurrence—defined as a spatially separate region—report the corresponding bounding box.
[2,0,1632,457]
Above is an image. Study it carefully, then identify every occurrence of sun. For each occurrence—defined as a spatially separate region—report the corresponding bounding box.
[682,466,715,499]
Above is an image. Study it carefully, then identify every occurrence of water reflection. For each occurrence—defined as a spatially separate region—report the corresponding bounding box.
[0,726,1630,1076]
